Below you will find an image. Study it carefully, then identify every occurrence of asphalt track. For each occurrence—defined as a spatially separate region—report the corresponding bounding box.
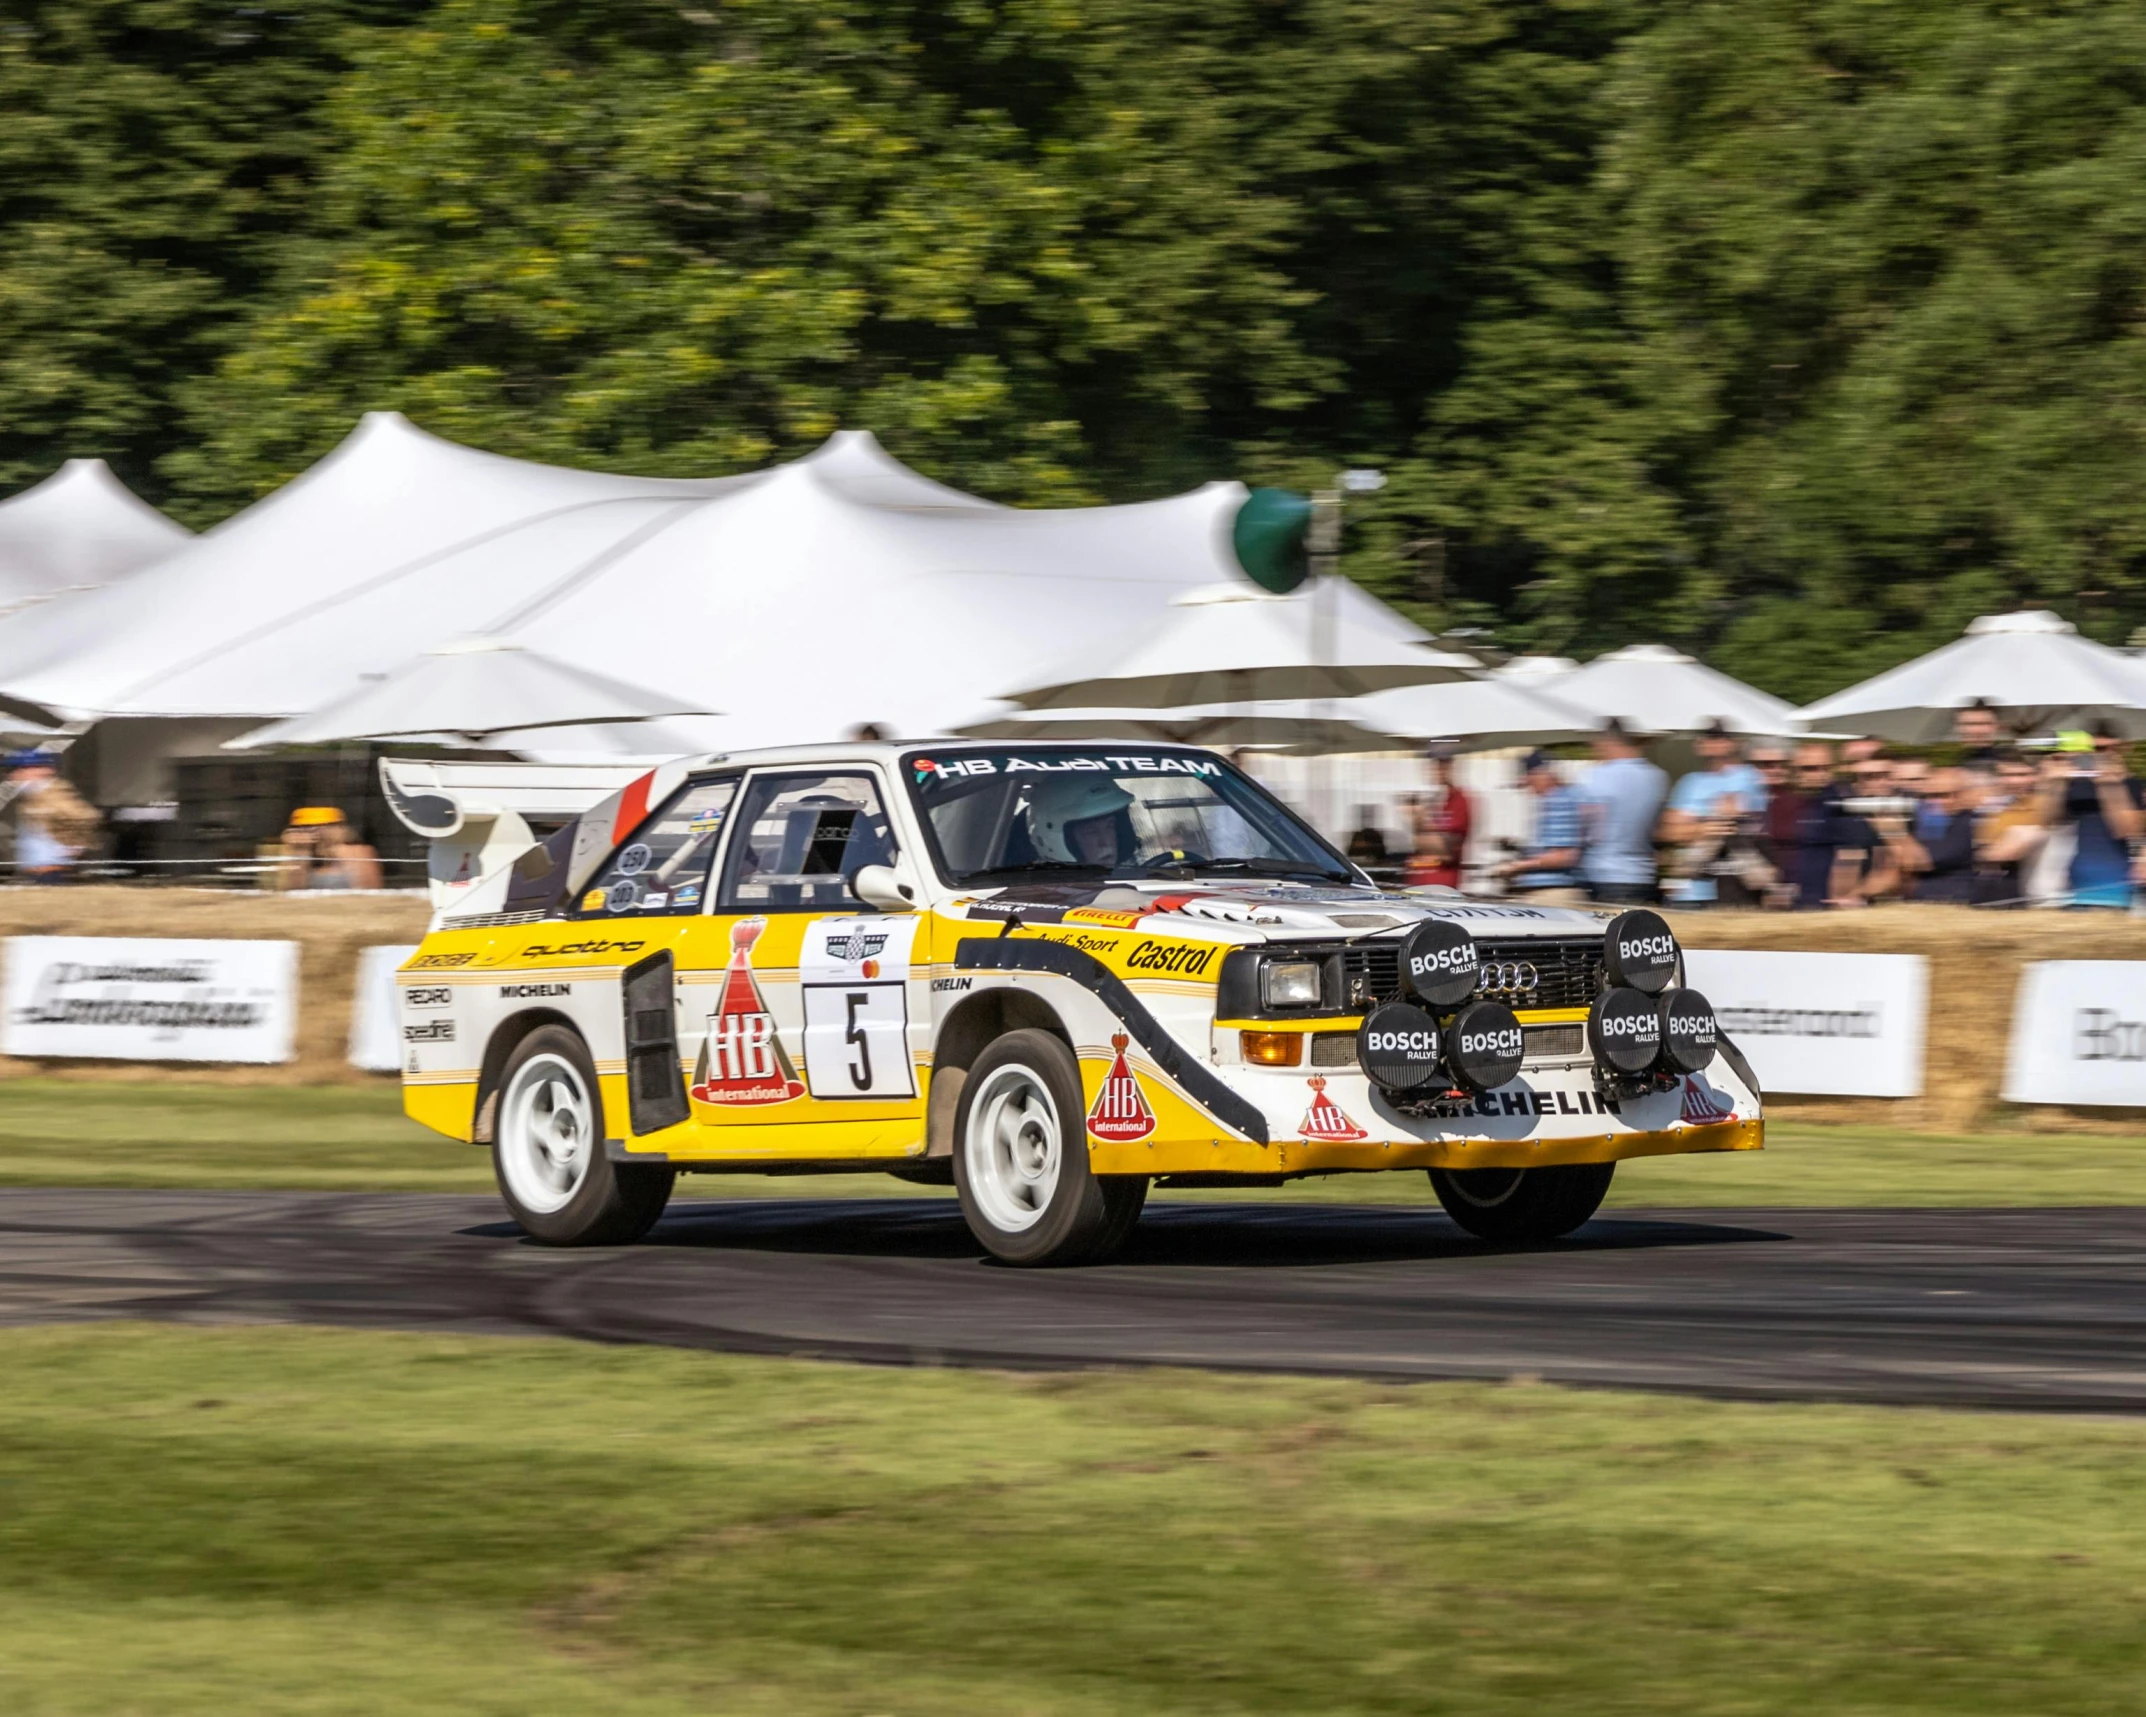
[3,1188,2146,1412]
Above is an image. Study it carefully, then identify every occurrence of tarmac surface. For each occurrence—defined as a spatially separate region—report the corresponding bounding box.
[3,1188,2145,1411]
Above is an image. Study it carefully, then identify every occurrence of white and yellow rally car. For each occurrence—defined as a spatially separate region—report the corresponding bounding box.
[388,741,1761,1265]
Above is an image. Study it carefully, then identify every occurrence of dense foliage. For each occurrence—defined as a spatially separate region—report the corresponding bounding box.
[6,0,2146,699]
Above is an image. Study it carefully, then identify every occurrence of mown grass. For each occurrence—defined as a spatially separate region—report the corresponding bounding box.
[0,1323,2142,1715]
[0,1078,2141,1206]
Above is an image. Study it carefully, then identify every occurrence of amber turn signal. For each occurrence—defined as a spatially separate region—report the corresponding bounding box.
[1239,1030,1304,1067]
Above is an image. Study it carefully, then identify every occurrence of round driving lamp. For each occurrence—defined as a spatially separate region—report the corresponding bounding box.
[1397,920,1480,1009]
[1588,986,1662,1076]
[1657,988,1719,1075]
[1357,1001,1446,1091]
[1443,999,1525,1094]
[1603,909,1678,995]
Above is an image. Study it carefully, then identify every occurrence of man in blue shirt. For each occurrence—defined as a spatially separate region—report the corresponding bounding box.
[1577,719,1669,904]
[1660,720,1769,907]
[1489,750,1585,903]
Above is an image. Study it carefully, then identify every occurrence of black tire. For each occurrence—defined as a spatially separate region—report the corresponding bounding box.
[489,1025,674,1246]
[1087,1175,1150,1263]
[1428,1162,1614,1243]
[951,1029,1114,1266]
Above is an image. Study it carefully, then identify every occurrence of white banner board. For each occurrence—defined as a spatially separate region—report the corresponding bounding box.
[2,935,298,1065]
[2003,961,2146,1106]
[1682,949,1927,1098]
[348,944,422,1072]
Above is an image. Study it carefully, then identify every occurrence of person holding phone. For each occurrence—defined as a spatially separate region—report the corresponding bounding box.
[2037,724,2144,908]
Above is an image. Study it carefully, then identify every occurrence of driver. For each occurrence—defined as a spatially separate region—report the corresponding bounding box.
[1026,776,1135,866]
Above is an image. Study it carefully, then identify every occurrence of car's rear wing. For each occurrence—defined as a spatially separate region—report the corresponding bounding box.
[379,757,696,924]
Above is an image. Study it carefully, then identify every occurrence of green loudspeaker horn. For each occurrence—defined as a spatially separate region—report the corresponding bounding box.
[1231,488,1313,594]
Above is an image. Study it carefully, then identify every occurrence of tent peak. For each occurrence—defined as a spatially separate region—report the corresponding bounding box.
[1595,642,1694,665]
[792,429,1005,512]
[427,634,525,657]
[1967,609,2074,637]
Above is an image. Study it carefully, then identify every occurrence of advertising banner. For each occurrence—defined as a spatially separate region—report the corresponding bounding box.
[348,944,422,1073]
[2003,961,2146,1107]
[1681,949,1927,1098]
[1,935,299,1065]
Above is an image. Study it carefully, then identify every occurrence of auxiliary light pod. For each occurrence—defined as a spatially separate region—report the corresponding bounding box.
[1357,1000,1447,1092]
[1603,908,1678,995]
[1397,920,1481,1010]
[1443,998,1524,1094]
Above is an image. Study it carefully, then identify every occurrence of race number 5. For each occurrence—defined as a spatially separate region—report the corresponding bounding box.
[801,983,915,1099]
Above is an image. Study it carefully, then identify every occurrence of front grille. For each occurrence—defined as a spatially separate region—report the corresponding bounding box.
[1338,944,1402,1007]
[1310,1033,1359,1068]
[1339,936,1605,1013]
[1475,939,1607,1012]
[1525,1023,1585,1060]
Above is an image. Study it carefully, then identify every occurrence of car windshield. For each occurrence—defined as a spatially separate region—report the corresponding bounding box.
[904,749,1356,886]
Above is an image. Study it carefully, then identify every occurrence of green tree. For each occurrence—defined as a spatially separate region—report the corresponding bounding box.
[0,1,417,521]
[1609,1,2146,700]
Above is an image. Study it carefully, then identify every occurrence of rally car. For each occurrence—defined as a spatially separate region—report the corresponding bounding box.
[386,741,1762,1265]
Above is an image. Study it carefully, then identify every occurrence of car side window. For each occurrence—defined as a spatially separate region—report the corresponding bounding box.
[574,777,738,918]
[719,772,895,912]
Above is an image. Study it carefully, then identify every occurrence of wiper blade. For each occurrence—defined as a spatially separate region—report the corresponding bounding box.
[1188,858,1352,883]
[956,862,1110,882]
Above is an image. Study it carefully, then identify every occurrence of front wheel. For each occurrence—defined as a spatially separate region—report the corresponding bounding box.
[1428,1162,1613,1243]
[952,1029,1133,1266]
[491,1025,674,1246]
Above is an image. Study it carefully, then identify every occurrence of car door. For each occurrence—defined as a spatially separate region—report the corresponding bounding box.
[673,766,930,1157]
[553,772,740,1141]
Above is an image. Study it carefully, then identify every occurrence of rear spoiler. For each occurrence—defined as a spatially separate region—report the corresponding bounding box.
[379,756,698,922]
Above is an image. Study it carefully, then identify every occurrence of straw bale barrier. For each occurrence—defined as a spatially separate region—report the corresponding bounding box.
[0,888,428,1088]
[0,890,2142,1132]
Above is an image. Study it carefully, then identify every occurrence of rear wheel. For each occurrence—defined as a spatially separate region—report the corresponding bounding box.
[953,1030,1119,1266]
[491,1025,674,1246]
[1428,1162,1613,1243]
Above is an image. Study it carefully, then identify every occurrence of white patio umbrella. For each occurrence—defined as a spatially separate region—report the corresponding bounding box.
[1342,676,1599,752]
[1490,654,1579,686]
[998,579,1478,710]
[951,700,1396,755]
[1797,610,2146,742]
[1551,642,1802,737]
[225,636,711,749]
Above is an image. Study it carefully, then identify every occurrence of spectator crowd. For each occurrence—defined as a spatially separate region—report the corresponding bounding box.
[1386,699,2146,911]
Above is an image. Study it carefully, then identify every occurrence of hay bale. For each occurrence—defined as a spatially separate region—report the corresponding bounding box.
[1,888,2139,1131]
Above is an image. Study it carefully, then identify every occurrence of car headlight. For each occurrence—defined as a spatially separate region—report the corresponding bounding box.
[1261,960,1324,1009]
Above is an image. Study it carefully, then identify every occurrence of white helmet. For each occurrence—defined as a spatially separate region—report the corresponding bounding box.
[1026,776,1135,862]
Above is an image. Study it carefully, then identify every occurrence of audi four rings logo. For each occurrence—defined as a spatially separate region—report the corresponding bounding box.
[1475,961,1538,992]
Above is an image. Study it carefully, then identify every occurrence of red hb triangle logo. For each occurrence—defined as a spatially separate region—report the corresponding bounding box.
[1679,1076,1734,1125]
[689,917,805,1106]
[1298,1076,1368,1141]
[1086,1032,1157,1142]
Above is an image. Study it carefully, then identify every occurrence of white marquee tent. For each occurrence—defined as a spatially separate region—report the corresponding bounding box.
[0,413,1306,753]
[0,459,191,619]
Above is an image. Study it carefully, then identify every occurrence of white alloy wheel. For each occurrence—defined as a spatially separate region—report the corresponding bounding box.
[497,1052,596,1215]
[963,1062,1065,1234]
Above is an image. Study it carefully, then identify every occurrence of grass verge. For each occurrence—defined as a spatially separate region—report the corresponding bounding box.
[1,1323,2142,1715]
[1,1078,2141,1206]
